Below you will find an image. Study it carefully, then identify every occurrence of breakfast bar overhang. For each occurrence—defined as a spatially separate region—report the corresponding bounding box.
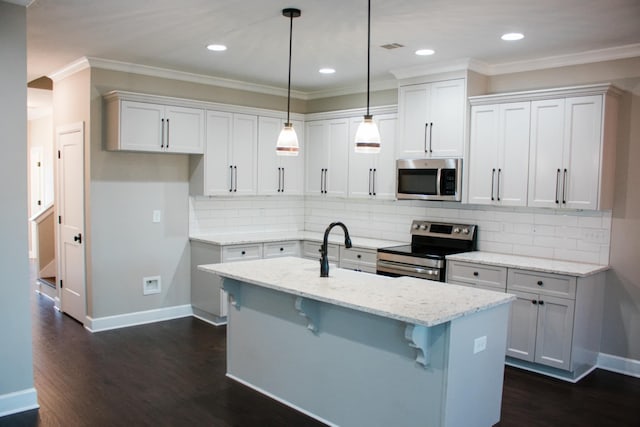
[200,257,515,427]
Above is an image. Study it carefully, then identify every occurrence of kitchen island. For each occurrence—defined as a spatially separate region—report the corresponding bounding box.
[199,257,515,427]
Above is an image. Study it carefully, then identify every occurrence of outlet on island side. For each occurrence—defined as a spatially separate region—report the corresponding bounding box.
[473,336,487,354]
[143,276,161,295]
[152,210,161,223]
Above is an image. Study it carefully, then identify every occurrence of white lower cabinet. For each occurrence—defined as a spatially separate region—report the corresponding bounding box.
[302,240,339,262]
[339,246,377,274]
[190,240,299,322]
[447,260,604,380]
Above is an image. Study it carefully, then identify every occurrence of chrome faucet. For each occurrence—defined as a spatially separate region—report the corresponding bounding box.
[320,222,352,277]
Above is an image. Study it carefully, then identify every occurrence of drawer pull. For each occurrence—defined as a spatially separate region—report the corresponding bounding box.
[537,280,543,286]
[532,300,538,305]
[473,271,479,277]
[357,254,362,259]
[280,247,284,251]
[539,300,544,305]
[241,250,246,255]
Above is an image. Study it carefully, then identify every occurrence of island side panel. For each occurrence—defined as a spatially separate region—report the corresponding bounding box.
[442,303,510,427]
[225,279,450,427]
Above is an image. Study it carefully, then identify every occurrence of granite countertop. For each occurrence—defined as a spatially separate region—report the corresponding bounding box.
[446,251,609,277]
[190,231,405,250]
[199,257,515,327]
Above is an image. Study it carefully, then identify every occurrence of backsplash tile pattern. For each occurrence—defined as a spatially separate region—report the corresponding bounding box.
[189,196,611,265]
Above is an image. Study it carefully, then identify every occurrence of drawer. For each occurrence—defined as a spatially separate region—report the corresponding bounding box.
[339,246,377,266]
[303,241,339,262]
[446,261,507,291]
[507,269,576,299]
[340,260,377,274]
[263,241,301,259]
[221,244,263,262]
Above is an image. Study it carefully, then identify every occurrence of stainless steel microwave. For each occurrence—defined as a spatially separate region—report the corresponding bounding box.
[396,158,462,201]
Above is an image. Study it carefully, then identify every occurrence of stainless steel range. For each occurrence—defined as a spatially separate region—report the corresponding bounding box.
[377,220,477,282]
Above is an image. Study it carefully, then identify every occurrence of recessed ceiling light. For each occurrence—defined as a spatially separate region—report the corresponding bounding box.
[319,68,336,74]
[501,33,524,41]
[415,49,435,56]
[206,44,227,52]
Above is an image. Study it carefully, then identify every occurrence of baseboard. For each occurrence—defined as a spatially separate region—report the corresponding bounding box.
[598,353,640,378]
[0,388,39,417]
[85,304,193,332]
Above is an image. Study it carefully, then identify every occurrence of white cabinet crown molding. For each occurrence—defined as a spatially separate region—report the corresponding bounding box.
[468,83,622,105]
[304,105,397,122]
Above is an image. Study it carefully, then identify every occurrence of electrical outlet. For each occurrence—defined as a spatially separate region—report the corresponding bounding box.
[152,210,161,223]
[473,336,487,354]
[143,276,161,295]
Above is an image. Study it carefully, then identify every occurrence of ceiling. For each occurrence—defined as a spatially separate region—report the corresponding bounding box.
[26,0,640,97]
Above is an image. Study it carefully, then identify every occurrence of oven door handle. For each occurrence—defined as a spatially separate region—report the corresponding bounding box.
[377,261,440,277]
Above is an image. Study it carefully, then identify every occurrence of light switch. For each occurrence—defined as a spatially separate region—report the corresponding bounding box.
[474,336,487,354]
[152,210,161,223]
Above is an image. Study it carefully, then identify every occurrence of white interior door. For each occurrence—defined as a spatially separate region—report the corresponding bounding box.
[57,122,86,324]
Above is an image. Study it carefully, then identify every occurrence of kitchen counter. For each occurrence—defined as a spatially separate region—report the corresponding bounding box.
[200,257,513,427]
[190,231,405,250]
[199,257,514,327]
[446,251,609,277]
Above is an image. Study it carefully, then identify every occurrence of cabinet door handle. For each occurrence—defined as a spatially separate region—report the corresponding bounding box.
[161,118,165,149]
[537,280,543,286]
[539,300,545,306]
[229,165,233,192]
[323,168,328,194]
[532,300,538,305]
[429,122,433,153]
[424,123,429,153]
[281,167,285,193]
[368,168,372,196]
[562,168,567,204]
[491,169,496,201]
[497,168,502,201]
[234,166,238,192]
[372,169,377,196]
[166,118,170,149]
[555,169,561,204]
[277,167,282,192]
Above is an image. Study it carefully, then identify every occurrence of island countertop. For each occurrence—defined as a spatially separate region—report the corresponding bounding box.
[199,257,515,327]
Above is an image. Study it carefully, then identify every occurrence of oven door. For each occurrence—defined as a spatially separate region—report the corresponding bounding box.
[376,259,443,282]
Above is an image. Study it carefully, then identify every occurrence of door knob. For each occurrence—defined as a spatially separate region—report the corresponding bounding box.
[74,233,82,244]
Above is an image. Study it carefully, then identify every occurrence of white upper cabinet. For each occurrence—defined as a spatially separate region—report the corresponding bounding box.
[347,114,397,199]
[528,95,607,209]
[200,111,258,196]
[396,79,465,159]
[469,84,619,211]
[257,116,304,195]
[468,102,530,206]
[105,97,204,154]
[305,118,349,197]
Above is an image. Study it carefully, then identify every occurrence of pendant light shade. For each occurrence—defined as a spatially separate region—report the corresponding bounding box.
[276,8,301,157]
[355,0,381,153]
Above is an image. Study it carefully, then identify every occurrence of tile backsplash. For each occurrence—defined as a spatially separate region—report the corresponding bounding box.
[190,196,612,265]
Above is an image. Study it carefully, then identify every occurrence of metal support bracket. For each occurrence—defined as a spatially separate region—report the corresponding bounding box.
[404,324,431,368]
[222,278,242,310]
[294,297,319,334]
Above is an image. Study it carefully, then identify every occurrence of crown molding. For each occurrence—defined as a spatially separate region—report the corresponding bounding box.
[485,43,640,75]
[4,0,35,6]
[389,58,489,81]
[48,57,91,82]
[304,78,398,100]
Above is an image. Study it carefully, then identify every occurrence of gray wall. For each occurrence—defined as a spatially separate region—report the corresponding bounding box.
[486,57,640,360]
[0,0,35,400]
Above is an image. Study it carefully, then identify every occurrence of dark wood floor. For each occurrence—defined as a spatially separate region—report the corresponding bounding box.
[1,284,639,427]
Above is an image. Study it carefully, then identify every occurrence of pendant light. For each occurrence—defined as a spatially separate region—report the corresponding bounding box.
[276,8,301,156]
[354,0,381,153]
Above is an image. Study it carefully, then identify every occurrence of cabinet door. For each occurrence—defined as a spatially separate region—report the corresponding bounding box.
[120,101,164,152]
[204,111,233,195]
[164,105,205,154]
[562,95,603,210]
[257,116,283,195]
[326,118,349,197]
[534,295,575,370]
[506,290,539,362]
[373,114,398,199]
[397,83,430,158]
[231,114,258,195]
[468,105,499,204]
[347,117,376,198]
[305,121,329,194]
[528,99,565,208]
[279,119,305,195]
[190,241,224,317]
[429,79,465,158]
[497,102,530,206]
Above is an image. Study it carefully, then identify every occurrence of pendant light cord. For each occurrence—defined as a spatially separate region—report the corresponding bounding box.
[287,13,293,124]
[366,0,371,117]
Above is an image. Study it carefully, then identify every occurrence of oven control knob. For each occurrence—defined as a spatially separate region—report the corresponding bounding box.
[413,224,420,230]
[453,227,461,233]
[420,224,428,230]
[462,228,470,234]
